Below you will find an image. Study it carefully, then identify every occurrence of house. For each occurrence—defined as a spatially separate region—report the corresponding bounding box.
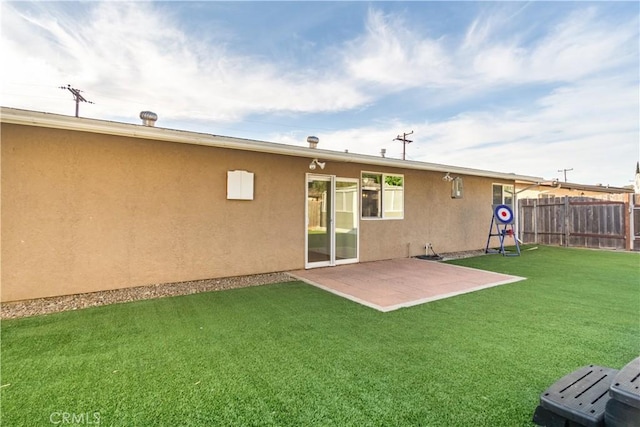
[0,107,542,302]
[516,181,634,202]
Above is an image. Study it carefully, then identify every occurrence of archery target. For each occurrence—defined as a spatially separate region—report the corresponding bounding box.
[494,204,514,224]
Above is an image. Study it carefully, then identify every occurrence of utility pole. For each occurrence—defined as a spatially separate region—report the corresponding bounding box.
[557,168,573,182]
[59,84,93,117]
[393,130,413,160]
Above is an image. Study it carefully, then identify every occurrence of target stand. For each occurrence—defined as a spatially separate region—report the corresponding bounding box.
[485,204,520,256]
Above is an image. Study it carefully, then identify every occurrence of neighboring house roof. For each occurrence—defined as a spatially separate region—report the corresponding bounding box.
[517,181,634,195]
[1,107,543,183]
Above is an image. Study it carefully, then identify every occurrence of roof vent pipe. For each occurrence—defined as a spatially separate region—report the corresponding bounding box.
[307,136,319,149]
[381,148,386,158]
[140,111,158,127]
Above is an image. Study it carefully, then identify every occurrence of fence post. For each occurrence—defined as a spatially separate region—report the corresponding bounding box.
[563,196,570,247]
[533,199,538,243]
[625,193,631,251]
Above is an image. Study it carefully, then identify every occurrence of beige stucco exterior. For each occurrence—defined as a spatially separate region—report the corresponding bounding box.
[1,108,542,302]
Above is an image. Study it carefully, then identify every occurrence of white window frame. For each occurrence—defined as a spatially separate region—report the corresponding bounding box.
[361,172,404,220]
[492,183,514,206]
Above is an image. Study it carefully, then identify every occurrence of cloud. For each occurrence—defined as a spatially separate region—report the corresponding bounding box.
[343,5,637,96]
[4,3,635,120]
[343,8,458,90]
[465,6,637,89]
[430,75,637,184]
[1,2,369,122]
[526,8,637,83]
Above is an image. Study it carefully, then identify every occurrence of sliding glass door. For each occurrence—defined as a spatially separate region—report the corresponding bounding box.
[306,175,358,268]
[334,179,358,262]
[307,176,332,266]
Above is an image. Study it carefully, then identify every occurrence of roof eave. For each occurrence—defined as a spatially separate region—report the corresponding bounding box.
[1,107,543,183]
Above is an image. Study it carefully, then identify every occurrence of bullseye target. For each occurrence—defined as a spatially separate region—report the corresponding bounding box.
[494,204,514,224]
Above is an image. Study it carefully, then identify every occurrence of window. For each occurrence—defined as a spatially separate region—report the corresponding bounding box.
[361,172,404,219]
[492,184,514,206]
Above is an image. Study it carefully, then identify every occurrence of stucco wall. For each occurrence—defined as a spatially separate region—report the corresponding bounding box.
[355,168,501,261]
[1,124,306,301]
[1,123,513,301]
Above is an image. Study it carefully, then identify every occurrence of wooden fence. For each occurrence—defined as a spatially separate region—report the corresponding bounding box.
[633,194,640,251]
[518,196,628,250]
[308,199,328,229]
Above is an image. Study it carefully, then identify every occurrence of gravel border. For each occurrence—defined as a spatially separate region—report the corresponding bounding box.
[440,249,487,261]
[1,272,293,320]
[1,251,486,320]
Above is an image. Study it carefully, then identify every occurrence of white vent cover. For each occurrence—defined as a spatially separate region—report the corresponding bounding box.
[227,170,254,200]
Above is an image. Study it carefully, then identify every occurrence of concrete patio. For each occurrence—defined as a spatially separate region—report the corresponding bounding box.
[289,258,525,312]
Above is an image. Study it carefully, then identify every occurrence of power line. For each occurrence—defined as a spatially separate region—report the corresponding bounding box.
[59,84,94,117]
[393,130,413,160]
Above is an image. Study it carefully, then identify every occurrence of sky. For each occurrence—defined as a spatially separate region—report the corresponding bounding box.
[2,1,638,187]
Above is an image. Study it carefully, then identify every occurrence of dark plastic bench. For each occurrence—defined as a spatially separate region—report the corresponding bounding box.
[533,365,618,427]
[605,357,640,427]
[533,357,640,427]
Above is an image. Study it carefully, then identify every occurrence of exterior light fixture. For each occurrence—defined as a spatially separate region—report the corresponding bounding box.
[309,158,326,170]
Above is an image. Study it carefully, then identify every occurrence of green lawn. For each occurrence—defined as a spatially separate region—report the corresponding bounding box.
[1,246,638,426]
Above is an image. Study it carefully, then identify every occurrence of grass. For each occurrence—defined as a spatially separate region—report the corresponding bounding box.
[1,246,638,426]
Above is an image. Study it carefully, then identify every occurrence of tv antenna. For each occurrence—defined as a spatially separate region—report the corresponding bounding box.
[393,130,413,160]
[59,84,94,117]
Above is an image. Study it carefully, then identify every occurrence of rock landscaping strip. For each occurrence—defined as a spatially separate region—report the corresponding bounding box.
[440,249,487,261]
[1,272,293,320]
